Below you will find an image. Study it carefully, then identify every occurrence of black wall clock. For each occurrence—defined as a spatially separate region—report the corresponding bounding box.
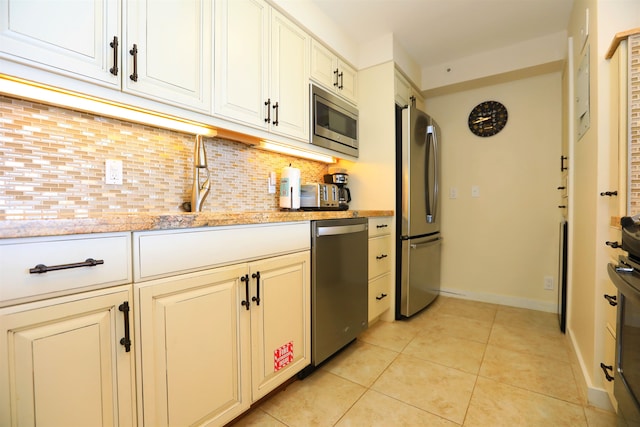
[468,100,508,137]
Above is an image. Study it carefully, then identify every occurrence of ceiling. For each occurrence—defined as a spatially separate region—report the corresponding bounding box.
[308,0,574,69]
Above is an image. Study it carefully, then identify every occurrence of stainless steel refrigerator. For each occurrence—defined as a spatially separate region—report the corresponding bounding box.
[395,104,442,318]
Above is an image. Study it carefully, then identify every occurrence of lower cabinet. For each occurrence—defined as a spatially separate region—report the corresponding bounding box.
[135,250,310,426]
[0,285,136,427]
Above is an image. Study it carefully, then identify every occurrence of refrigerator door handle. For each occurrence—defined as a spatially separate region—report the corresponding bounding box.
[425,125,438,223]
[410,236,442,249]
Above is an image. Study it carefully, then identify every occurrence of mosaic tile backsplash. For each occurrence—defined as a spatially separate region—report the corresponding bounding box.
[0,95,328,218]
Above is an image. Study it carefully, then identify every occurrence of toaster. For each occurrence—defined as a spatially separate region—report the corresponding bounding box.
[300,183,339,209]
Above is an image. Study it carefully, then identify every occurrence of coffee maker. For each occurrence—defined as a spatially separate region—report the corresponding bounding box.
[324,173,351,210]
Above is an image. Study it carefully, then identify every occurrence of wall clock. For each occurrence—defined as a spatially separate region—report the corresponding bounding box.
[468,100,508,137]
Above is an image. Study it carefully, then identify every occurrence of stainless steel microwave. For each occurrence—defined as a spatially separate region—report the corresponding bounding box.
[310,84,358,157]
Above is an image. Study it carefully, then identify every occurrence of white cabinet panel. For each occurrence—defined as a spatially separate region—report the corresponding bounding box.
[0,0,120,87]
[310,39,357,104]
[125,0,212,112]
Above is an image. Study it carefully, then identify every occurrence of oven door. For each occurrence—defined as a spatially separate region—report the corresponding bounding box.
[607,263,640,425]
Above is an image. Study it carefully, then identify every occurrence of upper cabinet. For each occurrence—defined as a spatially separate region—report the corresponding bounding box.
[0,0,212,113]
[214,0,310,141]
[0,0,121,88]
[310,40,357,104]
[394,70,424,111]
[124,0,212,112]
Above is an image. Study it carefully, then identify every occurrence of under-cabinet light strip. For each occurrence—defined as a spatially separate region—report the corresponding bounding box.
[259,141,336,163]
[0,74,217,136]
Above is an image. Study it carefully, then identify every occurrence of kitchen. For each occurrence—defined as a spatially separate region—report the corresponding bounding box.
[0,0,639,426]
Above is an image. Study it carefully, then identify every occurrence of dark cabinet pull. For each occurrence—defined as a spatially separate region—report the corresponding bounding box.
[600,191,618,197]
[338,71,344,89]
[241,275,250,310]
[558,205,567,209]
[29,258,104,274]
[560,155,568,171]
[376,224,388,229]
[272,102,279,126]
[600,363,614,382]
[557,186,566,190]
[109,36,119,76]
[606,241,621,249]
[376,293,388,301]
[604,294,618,306]
[251,271,261,305]
[264,99,271,123]
[119,302,131,352]
[376,254,388,260]
[333,68,339,87]
[129,44,138,82]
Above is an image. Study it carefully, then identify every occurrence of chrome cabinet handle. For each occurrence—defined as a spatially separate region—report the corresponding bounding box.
[129,44,138,82]
[109,36,119,76]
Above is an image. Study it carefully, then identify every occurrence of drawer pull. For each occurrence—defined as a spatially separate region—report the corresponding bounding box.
[606,241,621,249]
[604,294,618,306]
[29,258,104,274]
[376,224,388,229]
[376,293,388,301]
[119,302,132,352]
[376,254,388,260]
[129,43,138,82]
[600,362,614,382]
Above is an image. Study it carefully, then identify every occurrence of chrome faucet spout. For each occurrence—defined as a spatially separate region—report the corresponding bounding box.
[191,135,211,212]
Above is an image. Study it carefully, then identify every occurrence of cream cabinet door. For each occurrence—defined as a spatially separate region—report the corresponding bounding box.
[136,264,251,427]
[310,39,357,104]
[124,0,212,112]
[0,0,120,88]
[269,9,310,140]
[0,285,135,427]
[214,0,269,128]
[249,251,310,401]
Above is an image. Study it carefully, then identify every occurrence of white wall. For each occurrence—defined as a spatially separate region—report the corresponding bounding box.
[425,72,562,312]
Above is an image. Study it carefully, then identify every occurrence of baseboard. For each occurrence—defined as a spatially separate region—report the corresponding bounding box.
[439,287,557,313]
[566,327,615,412]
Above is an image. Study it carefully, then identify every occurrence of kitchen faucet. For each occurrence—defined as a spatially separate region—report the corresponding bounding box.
[191,134,210,212]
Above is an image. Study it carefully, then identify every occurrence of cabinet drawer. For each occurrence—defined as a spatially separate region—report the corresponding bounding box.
[0,233,132,305]
[369,273,391,321]
[369,235,392,278]
[133,222,310,281]
[601,326,616,403]
[369,217,392,238]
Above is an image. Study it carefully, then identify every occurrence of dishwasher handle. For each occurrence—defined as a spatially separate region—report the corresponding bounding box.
[316,223,367,237]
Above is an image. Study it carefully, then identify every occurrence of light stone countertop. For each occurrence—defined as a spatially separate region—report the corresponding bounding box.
[0,210,394,239]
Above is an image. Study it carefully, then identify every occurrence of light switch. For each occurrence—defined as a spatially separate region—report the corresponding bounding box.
[449,187,458,199]
[471,185,480,198]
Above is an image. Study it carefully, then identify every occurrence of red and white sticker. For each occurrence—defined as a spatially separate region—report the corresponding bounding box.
[274,341,294,372]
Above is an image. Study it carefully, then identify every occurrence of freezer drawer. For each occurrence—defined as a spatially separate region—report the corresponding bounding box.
[398,235,441,317]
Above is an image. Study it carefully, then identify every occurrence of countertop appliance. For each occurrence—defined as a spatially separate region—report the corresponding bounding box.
[395,104,442,318]
[608,215,640,426]
[302,218,368,375]
[324,173,351,209]
[300,183,339,210]
[310,84,359,157]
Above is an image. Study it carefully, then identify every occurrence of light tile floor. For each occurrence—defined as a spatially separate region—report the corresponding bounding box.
[232,296,618,426]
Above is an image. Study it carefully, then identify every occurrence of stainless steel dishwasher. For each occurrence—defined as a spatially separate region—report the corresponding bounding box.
[308,217,368,370]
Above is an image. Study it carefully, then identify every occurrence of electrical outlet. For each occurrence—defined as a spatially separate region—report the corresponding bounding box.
[449,187,458,199]
[105,159,123,185]
[471,185,480,197]
[544,276,554,290]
